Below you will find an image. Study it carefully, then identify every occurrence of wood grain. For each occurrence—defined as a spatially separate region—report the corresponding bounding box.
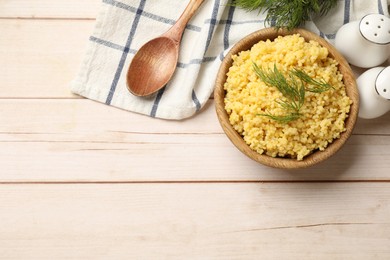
[0,99,389,136]
[0,19,94,98]
[1,1,390,258]
[2,131,390,182]
[0,0,99,19]
[0,183,389,259]
[0,100,389,182]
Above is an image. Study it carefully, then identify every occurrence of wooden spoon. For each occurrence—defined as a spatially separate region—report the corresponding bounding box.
[126,0,205,96]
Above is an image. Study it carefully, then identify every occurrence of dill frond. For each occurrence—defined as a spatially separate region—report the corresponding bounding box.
[228,0,267,12]
[291,68,334,93]
[253,63,305,115]
[317,0,339,16]
[253,63,305,106]
[252,62,333,123]
[230,0,339,30]
[258,112,302,123]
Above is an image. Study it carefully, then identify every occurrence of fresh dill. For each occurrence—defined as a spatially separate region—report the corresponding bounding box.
[290,68,333,93]
[230,0,339,30]
[253,62,333,123]
[260,112,302,124]
[253,63,305,114]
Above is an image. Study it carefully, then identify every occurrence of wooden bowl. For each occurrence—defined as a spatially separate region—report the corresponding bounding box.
[214,28,359,169]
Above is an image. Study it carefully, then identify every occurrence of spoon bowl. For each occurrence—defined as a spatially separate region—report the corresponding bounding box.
[127,37,178,96]
[126,0,204,96]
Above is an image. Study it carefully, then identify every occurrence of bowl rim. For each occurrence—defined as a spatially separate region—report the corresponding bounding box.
[214,27,360,169]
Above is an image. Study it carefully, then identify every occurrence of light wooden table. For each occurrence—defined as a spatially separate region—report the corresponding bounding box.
[1,1,390,259]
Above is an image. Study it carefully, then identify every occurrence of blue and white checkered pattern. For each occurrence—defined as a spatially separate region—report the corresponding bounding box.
[71,0,389,120]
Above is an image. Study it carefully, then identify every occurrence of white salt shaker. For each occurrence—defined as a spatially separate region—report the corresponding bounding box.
[335,14,390,68]
[357,66,390,119]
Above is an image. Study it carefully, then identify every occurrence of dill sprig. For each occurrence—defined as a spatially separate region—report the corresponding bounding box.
[230,0,338,30]
[253,63,333,123]
[290,68,333,93]
[260,112,302,124]
[253,63,305,114]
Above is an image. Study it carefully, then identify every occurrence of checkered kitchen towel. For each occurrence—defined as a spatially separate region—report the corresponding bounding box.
[71,0,389,120]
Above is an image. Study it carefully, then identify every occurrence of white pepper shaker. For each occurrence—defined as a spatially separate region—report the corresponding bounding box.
[357,66,390,119]
[335,14,390,68]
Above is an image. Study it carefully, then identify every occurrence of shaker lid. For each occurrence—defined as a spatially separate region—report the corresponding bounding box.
[360,14,390,44]
[376,67,390,100]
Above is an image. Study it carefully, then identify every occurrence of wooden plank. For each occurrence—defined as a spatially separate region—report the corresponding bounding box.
[1,99,390,182]
[0,99,221,135]
[0,0,99,19]
[1,99,389,138]
[0,18,212,99]
[0,19,94,98]
[0,183,389,259]
[354,115,390,135]
[1,130,390,182]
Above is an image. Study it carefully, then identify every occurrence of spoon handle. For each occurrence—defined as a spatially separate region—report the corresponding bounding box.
[163,0,205,42]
